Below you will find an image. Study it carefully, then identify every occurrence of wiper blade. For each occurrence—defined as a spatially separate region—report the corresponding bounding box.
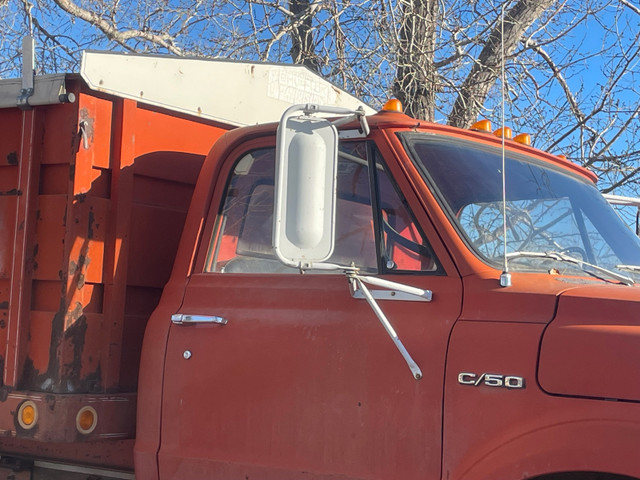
[616,264,640,273]
[506,251,634,286]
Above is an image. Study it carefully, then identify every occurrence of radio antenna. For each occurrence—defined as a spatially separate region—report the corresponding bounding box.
[499,3,511,288]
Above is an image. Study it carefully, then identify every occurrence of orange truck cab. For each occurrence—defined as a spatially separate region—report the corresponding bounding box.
[1,51,639,480]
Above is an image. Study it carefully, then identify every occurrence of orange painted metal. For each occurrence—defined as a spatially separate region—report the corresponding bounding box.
[443,319,640,480]
[138,111,640,480]
[0,77,232,471]
[5,109,40,389]
[539,284,640,401]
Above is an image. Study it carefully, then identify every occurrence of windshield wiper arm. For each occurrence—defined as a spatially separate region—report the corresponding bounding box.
[616,264,640,273]
[506,251,634,286]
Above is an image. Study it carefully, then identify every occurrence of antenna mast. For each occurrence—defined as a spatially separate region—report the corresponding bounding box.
[499,2,511,288]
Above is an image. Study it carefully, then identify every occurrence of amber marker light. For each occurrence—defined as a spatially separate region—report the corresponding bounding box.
[76,406,98,434]
[514,133,531,146]
[471,119,492,132]
[18,401,38,430]
[557,154,567,160]
[381,99,403,113]
[494,127,513,139]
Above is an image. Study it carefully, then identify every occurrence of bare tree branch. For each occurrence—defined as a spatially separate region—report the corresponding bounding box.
[448,0,557,128]
[51,0,184,55]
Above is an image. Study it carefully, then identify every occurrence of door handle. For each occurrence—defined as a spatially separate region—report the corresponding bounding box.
[171,314,228,325]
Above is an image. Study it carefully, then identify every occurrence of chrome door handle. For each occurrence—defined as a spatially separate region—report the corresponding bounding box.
[171,314,228,325]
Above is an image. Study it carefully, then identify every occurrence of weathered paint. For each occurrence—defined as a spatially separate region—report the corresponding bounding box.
[0,76,232,469]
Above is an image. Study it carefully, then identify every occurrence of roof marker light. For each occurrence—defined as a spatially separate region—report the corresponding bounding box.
[513,133,531,145]
[471,119,492,132]
[494,127,513,139]
[381,99,403,113]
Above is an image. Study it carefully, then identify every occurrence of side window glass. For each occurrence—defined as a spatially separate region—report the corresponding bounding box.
[205,144,377,273]
[332,142,377,271]
[205,149,285,273]
[205,143,439,274]
[375,153,439,272]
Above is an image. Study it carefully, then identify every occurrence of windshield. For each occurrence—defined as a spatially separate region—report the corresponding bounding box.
[402,133,640,282]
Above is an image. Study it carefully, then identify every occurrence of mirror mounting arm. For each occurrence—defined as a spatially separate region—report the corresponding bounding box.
[293,104,370,137]
[349,273,423,381]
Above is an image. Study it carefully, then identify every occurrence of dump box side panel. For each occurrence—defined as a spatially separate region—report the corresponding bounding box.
[0,108,24,381]
[22,94,111,394]
[0,78,230,468]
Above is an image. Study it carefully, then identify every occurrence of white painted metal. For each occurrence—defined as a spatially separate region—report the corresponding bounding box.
[351,288,430,302]
[352,275,423,380]
[21,36,35,94]
[355,274,433,301]
[80,51,375,127]
[273,105,339,267]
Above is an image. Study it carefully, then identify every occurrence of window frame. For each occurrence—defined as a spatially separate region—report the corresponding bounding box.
[199,138,444,276]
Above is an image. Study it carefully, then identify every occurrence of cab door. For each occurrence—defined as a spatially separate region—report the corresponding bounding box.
[158,140,462,480]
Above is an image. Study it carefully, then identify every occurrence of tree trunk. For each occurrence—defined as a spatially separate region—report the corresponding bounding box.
[289,0,319,72]
[393,0,439,122]
[447,0,556,128]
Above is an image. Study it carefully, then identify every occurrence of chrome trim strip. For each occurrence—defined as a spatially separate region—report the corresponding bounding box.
[171,314,228,325]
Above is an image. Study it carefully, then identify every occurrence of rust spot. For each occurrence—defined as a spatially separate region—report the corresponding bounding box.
[0,189,22,196]
[62,314,88,390]
[78,108,95,147]
[88,208,95,239]
[66,302,84,325]
[0,385,9,402]
[7,152,18,165]
[0,301,8,309]
[44,395,56,411]
[0,320,5,329]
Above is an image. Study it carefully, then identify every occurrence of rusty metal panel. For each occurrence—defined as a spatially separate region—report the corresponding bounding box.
[0,75,230,468]
[39,103,77,166]
[0,91,227,395]
[33,195,66,281]
[0,108,23,345]
[5,110,42,389]
[76,94,113,170]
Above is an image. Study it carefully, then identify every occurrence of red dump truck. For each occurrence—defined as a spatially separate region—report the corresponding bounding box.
[1,50,639,480]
